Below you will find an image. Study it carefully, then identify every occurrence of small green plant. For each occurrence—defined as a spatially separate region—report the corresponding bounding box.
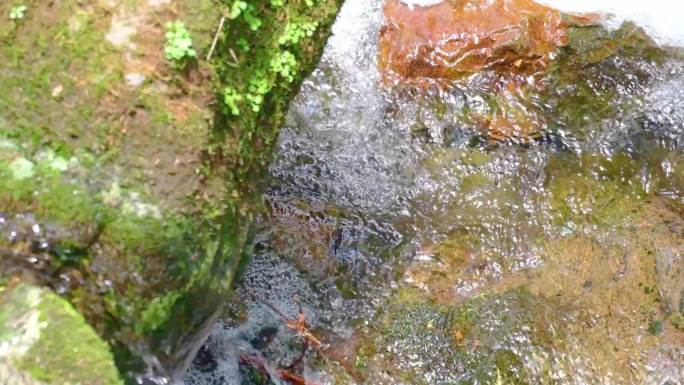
[228,1,262,31]
[278,20,319,45]
[164,20,196,69]
[270,0,284,6]
[222,87,243,116]
[246,72,272,112]
[228,1,247,19]
[9,4,26,20]
[242,4,262,31]
[237,38,250,52]
[270,51,298,83]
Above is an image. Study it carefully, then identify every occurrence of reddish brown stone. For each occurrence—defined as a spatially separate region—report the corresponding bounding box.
[379,0,571,86]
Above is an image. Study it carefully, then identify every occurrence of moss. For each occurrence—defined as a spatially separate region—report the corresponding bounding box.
[1,0,343,380]
[671,313,684,331]
[0,0,121,150]
[136,292,183,335]
[210,0,343,190]
[0,285,123,385]
[0,153,101,226]
[541,21,666,136]
[544,152,646,228]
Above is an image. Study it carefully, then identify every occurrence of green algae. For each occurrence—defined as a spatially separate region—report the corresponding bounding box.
[362,192,684,385]
[361,287,552,385]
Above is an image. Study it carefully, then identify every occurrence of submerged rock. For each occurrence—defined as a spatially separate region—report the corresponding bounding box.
[378,0,675,143]
[358,185,684,385]
[379,0,573,86]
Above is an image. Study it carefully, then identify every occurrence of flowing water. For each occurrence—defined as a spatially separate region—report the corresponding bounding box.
[185,1,684,384]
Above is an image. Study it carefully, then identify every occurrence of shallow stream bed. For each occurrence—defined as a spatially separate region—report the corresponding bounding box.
[185,1,684,384]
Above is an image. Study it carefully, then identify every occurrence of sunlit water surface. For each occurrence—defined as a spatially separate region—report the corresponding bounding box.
[185,1,684,384]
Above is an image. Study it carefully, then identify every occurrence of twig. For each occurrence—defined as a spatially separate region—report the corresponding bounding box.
[281,369,321,385]
[240,353,321,385]
[244,293,360,382]
[229,48,239,63]
[285,337,309,370]
[206,15,226,61]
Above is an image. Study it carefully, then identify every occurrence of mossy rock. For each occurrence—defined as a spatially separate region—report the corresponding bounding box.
[0,283,123,385]
[360,197,684,385]
[542,21,667,136]
[0,0,343,381]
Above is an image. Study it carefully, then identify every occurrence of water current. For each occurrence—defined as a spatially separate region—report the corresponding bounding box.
[185,1,684,384]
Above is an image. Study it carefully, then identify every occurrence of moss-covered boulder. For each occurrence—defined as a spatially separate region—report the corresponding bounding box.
[0,0,342,381]
[0,283,122,385]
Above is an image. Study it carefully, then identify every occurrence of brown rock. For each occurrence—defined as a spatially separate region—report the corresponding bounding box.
[379,0,573,86]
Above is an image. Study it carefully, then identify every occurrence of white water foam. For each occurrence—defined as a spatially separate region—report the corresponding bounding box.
[539,0,684,46]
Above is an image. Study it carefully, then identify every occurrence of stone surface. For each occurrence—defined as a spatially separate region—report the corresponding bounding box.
[0,284,122,385]
[361,198,684,385]
[378,0,672,143]
[379,0,572,86]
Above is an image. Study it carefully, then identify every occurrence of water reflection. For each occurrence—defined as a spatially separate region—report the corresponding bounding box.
[186,0,683,384]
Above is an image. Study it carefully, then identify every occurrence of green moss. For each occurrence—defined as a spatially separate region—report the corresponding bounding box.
[369,288,544,385]
[1,0,343,379]
[544,152,646,228]
[211,0,342,189]
[0,285,123,385]
[0,0,121,150]
[542,21,666,135]
[136,292,183,335]
[0,157,100,226]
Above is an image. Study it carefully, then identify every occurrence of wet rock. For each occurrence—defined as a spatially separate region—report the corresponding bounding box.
[378,0,675,143]
[379,0,572,86]
[640,200,684,318]
[356,288,567,385]
[0,283,122,385]
[643,77,684,150]
[374,196,684,385]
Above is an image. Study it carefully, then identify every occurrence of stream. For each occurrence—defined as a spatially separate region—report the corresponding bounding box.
[185,0,684,384]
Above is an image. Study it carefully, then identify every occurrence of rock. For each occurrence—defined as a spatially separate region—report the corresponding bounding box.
[379,0,572,86]
[378,0,674,143]
[0,0,343,381]
[363,229,681,384]
[641,200,684,317]
[124,73,146,87]
[0,283,123,385]
[363,193,684,384]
